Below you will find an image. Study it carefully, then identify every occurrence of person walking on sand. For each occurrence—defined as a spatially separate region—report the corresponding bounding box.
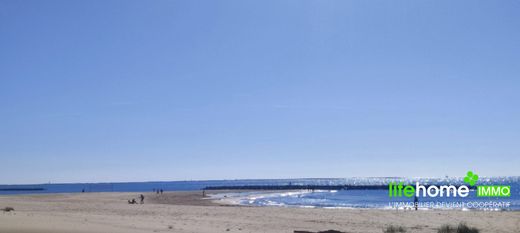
[139,194,145,204]
[414,196,418,211]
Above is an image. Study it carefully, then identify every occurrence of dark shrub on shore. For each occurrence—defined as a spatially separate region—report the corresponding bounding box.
[438,223,479,233]
[383,225,406,233]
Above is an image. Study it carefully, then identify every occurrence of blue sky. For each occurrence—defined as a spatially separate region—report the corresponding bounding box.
[1,0,519,184]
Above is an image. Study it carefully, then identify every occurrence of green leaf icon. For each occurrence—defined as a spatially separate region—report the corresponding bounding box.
[464,171,479,186]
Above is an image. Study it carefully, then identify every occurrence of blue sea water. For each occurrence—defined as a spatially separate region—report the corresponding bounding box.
[2,177,518,210]
[210,177,520,210]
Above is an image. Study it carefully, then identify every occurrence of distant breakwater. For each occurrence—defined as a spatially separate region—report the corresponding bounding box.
[0,188,45,191]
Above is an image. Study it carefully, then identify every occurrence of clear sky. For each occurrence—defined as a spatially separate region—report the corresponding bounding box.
[1,0,519,184]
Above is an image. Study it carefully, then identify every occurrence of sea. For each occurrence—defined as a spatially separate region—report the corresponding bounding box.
[1,177,518,210]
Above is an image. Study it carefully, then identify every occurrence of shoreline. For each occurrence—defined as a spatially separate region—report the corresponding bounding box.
[2,190,518,211]
[0,191,518,233]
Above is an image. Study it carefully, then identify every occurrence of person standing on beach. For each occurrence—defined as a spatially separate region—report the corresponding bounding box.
[414,196,418,211]
[139,194,145,204]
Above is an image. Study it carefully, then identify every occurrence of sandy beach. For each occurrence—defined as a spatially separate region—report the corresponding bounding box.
[0,192,518,233]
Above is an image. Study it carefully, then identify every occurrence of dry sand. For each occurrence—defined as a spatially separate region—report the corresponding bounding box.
[0,191,519,233]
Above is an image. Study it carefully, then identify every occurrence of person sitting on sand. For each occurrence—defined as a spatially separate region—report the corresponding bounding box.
[128,199,137,204]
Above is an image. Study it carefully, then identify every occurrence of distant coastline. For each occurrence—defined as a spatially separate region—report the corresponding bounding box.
[1,191,519,233]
